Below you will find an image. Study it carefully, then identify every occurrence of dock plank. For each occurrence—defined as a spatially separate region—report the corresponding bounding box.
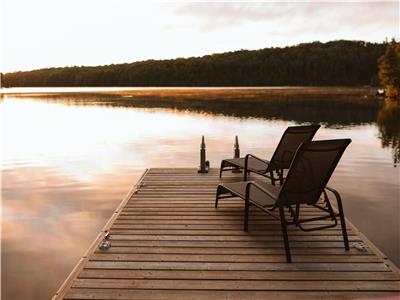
[54,168,400,300]
[63,289,400,300]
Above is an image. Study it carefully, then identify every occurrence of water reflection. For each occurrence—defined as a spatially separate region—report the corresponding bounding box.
[2,166,142,300]
[16,92,382,127]
[1,92,399,300]
[377,100,400,165]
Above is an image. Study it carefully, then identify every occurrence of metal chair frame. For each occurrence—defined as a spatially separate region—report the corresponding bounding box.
[215,139,351,263]
[219,125,321,184]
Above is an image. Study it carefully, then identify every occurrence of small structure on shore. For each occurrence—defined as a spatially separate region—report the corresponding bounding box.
[376,88,386,97]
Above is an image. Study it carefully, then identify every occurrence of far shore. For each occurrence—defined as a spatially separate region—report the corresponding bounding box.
[0,86,380,101]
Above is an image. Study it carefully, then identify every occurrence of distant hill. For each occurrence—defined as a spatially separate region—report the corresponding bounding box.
[1,40,386,87]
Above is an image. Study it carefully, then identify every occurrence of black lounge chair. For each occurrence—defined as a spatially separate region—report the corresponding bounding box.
[219,125,320,184]
[215,139,351,263]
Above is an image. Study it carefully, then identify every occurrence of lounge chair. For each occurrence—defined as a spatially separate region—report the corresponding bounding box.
[219,125,320,184]
[215,139,351,263]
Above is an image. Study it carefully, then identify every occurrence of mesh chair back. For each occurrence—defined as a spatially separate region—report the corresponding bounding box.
[278,139,351,206]
[269,125,320,171]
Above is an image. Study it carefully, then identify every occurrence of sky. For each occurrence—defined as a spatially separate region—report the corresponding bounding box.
[0,0,399,73]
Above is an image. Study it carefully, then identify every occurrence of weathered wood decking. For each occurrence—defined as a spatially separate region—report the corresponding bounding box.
[54,168,400,299]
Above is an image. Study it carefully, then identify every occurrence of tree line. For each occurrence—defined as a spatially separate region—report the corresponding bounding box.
[1,40,386,87]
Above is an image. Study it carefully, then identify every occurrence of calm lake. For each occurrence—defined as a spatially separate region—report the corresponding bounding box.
[1,88,399,300]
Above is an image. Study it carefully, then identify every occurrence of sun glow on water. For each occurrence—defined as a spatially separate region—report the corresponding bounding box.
[1,93,399,300]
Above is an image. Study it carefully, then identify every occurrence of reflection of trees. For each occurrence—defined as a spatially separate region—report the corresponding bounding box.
[113,97,379,127]
[17,93,382,127]
[377,100,400,165]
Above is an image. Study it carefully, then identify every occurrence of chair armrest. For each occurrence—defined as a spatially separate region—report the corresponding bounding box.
[245,153,269,164]
[325,186,340,198]
[244,154,270,172]
[325,186,344,207]
[245,181,279,203]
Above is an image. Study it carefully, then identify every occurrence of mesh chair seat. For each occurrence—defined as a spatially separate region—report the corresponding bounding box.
[223,157,270,173]
[220,180,279,207]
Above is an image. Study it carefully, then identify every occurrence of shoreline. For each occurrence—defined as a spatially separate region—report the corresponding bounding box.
[0,86,378,96]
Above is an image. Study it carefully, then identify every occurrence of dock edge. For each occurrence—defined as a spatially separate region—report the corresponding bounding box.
[51,169,150,300]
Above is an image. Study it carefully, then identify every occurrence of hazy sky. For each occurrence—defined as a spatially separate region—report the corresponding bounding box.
[1,0,399,73]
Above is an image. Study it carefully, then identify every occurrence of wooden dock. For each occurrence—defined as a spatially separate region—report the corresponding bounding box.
[54,168,400,299]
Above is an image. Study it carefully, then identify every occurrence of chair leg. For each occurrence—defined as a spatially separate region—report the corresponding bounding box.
[336,197,350,251]
[244,198,250,232]
[279,206,292,263]
[219,161,225,178]
[215,185,223,208]
[279,169,284,185]
[270,171,276,186]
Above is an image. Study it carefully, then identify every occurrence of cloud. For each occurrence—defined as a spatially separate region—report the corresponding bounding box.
[176,2,399,39]
[176,3,296,29]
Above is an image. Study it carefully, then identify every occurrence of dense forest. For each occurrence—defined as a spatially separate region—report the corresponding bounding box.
[1,40,386,87]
